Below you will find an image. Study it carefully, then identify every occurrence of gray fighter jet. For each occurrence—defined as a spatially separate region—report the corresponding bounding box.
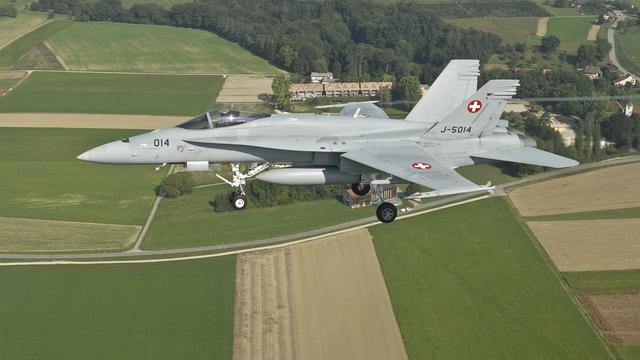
[77,59,578,223]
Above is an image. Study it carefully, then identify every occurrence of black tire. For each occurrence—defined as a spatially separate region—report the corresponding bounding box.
[351,183,371,196]
[230,194,247,210]
[376,202,397,223]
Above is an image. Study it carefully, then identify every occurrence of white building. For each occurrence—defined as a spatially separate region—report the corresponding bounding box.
[613,73,636,87]
[310,72,334,84]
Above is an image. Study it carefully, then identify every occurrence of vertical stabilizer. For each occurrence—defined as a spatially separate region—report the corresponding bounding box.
[424,79,519,139]
[405,59,480,123]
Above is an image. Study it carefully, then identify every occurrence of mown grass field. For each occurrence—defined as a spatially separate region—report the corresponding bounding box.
[372,197,610,359]
[0,71,223,115]
[0,256,236,359]
[449,17,540,44]
[615,31,640,76]
[0,128,165,225]
[0,12,48,48]
[547,16,597,50]
[142,185,373,250]
[47,22,282,74]
[0,20,71,69]
[564,270,640,294]
[0,217,140,252]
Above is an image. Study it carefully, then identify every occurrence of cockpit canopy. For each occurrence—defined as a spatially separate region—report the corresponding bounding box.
[177,109,271,130]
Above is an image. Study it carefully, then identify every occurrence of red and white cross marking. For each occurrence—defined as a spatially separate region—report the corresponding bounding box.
[411,161,432,170]
[467,100,483,113]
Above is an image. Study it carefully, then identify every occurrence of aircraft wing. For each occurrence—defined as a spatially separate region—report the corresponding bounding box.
[341,145,478,190]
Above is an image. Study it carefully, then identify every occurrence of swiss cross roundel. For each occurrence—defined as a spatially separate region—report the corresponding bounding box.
[411,162,432,170]
[467,100,483,113]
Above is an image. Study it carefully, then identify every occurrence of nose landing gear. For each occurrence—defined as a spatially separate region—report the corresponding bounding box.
[216,162,271,210]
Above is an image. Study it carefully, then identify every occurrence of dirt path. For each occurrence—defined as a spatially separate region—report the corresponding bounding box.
[290,229,408,360]
[580,294,640,345]
[509,162,640,216]
[528,218,640,271]
[587,25,600,41]
[536,17,549,37]
[0,113,185,129]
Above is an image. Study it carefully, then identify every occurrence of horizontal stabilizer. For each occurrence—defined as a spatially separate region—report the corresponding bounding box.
[471,147,579,168]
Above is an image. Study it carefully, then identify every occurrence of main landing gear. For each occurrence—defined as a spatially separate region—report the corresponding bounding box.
[364,180,398,224]
[217,162,271,210]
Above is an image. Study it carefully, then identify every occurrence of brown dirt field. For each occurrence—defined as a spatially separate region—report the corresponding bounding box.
[509,162,640,216]
[579,294,640,345]
[290,229,408,360]
[528,219,640,271]
[587,25,600,41]
[217,74,273,103]
[0,113,185,129]
[232,229,408,360]
[536,17,549,36]
[233,248,298,360]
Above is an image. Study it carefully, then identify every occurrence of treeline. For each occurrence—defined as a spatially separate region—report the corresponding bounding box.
[30,0,503,82]
[210,181,343,212]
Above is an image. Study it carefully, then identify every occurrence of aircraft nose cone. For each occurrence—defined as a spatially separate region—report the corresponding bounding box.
[77,150,92,162]
[76,141,130,163]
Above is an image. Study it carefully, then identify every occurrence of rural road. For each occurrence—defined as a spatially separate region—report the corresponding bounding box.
[608,10,637,78]
[1,154,638,262]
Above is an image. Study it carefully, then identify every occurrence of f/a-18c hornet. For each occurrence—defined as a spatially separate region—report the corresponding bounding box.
[78,59,578,223]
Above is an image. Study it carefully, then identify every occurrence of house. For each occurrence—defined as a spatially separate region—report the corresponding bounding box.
[342,185,398,208]
[583,65,602,80]
[310,72,334,83]
[610,101,635,117]
[613,73,636,87]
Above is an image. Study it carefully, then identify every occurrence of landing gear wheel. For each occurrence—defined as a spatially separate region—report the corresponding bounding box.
[376,202,397,223]
[351,183,371,196]
[230,193,247,210]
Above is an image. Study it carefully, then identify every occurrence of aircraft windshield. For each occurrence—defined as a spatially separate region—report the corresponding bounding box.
[177,109,271,130]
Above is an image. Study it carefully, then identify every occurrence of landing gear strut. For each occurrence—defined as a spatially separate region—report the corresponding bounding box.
[216,162,271,210]
[369,179,397,223]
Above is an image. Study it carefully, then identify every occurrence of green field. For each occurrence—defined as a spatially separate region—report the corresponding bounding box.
[0,256,236,359]
[372,197,610,359]
[547,16,597,50]
[456,163,516,185]
[564,270,640,294]
[533,0,581,16]
[0,20,71,69]
[0,128,165,225]
[142,185,373,250]
[449,17,540,44]
[47,22,282,74]
[617,346,640,360]
[615,31,640,76]
[0,11,48,48]
[0,71,223,115]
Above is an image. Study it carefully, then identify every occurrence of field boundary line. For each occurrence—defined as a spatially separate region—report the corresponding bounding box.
[1,70,31,96]
[0,196,489,266]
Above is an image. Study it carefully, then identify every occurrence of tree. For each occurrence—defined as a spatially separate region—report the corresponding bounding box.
[156,172,194,198]
[540,35,560,54]
[377,85,391,105]
[393,76,421,110]
[0,5,17,17]
[553,0,568,7]
[271,75,292,111]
